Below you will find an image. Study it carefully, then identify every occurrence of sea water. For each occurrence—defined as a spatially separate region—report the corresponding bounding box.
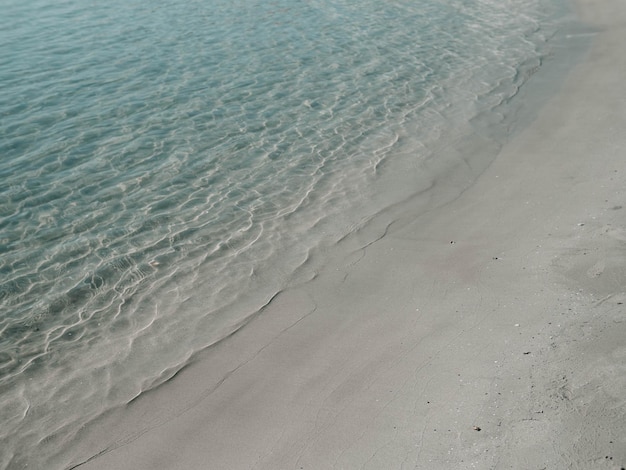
[1,0,575,467]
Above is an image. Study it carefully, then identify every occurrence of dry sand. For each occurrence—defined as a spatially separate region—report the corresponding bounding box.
[69,0,626,468]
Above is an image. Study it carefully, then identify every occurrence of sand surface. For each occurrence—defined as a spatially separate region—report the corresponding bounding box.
[69,0,626,468]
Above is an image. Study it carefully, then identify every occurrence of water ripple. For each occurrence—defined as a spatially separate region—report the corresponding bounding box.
[0,0,570,467]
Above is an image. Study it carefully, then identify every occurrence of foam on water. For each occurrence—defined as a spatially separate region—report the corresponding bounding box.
[0,0,576,467]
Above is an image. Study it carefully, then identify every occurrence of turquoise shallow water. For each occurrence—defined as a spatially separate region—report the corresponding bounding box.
[1,0,572,467]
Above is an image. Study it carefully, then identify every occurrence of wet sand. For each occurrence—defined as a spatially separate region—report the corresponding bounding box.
[70,0,626,468]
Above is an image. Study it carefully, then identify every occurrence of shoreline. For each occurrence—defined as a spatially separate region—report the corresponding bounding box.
[68,0,626,468]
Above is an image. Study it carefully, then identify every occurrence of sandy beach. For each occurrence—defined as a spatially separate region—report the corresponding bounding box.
[68,0,626,468]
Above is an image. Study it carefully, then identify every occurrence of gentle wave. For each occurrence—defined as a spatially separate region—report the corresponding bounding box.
[0,0,571,467]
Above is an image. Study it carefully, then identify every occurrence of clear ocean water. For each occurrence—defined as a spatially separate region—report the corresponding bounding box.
[1,0,573,467]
